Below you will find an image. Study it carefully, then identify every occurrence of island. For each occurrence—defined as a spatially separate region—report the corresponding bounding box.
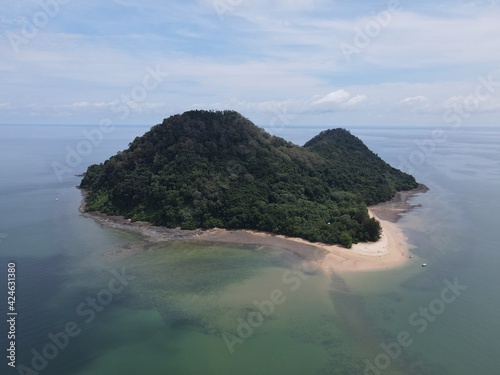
[80,110,425,271]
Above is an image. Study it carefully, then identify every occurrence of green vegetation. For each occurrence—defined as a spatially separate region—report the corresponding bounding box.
[80,110,418,247]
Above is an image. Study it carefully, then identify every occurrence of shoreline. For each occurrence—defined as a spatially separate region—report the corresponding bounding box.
[192,208,410,273]
[79,185,427,273]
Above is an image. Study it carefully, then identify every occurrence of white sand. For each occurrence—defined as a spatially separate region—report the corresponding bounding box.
[317,209,409,273]
[225,209,410,273]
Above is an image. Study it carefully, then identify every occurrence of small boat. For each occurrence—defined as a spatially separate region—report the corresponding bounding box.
[421,263,427,267]
[409,255,413,259]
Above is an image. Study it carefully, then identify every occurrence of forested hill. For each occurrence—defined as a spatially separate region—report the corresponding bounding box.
[80,110,418,247]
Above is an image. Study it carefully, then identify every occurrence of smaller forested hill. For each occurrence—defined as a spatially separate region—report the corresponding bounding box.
[80,110,418,247]
[304,129,416,205]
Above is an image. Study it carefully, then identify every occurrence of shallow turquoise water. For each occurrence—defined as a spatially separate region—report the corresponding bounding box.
[0,124,499,374]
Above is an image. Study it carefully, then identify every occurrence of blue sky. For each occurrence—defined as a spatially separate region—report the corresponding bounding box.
[1,0,500,127]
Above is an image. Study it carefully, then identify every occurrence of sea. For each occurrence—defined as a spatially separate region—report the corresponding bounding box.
[0,123,499,375]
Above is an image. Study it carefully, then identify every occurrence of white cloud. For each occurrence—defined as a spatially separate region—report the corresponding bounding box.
[344,94,368,108]
[400,96,429,104]
[398,95,433,112]
[312,90,367,109]
[312,90,351,105]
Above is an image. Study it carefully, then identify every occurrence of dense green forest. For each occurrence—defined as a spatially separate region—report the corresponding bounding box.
[80,110,418,247]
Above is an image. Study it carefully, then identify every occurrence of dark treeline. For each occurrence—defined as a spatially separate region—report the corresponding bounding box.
[80,110,417,247]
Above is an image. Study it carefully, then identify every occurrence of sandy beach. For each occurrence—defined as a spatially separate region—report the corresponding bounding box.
[80,185,427,274]
[314,209,410,272]
[193,208,410,273]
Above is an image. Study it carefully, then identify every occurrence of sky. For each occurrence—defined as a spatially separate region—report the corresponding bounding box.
[1,0,500,128]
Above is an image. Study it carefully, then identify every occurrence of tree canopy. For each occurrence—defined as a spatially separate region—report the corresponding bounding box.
[80,110,418,247]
